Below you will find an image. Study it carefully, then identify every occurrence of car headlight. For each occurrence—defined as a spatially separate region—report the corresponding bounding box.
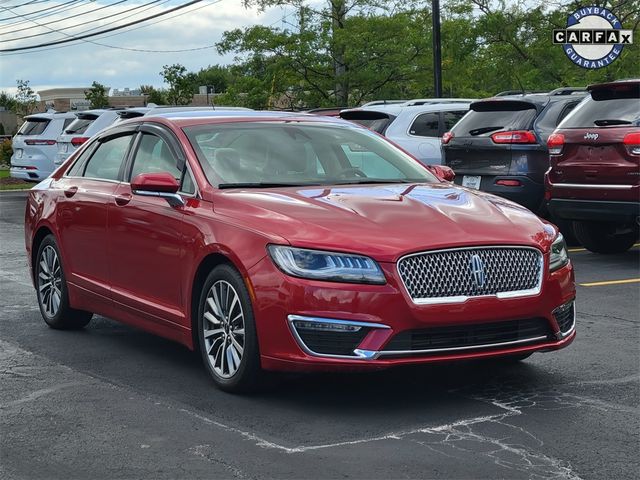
[549,233,569,272]
[267,245,386,284]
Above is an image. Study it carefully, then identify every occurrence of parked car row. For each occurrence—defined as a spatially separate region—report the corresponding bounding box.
[10,106,252,182]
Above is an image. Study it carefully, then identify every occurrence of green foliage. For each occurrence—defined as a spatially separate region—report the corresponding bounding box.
[0,139,12,166]
[14,80,38,117]
[84,81,109,109]
[139,85,167,105]
[212,0,640,107]
[160,64,194,105]
[0,91,16,111]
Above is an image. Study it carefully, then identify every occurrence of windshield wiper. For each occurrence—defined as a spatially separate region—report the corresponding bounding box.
[218,182,321,189]
[332,179,417,185]
[593,119,632,126]
[468,126,504,136]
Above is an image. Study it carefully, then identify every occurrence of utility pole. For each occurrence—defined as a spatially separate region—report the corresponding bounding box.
[432,0,442,98]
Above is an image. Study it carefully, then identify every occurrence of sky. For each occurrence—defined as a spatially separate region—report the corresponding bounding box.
[0,0,290,96]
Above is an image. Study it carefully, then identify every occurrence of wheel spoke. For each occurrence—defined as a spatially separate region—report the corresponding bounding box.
[226,344,237,373]
[204,328,224,339]
[230,335,244,356]
[203,311,222,326]
[40,259,49,274]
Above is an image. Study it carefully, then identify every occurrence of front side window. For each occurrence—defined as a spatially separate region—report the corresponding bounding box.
[184,122,437,187]
[409,112,440,137]
[83,134,133,181]
[129,134,181,181]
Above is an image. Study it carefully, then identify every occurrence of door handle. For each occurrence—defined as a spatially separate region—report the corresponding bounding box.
[64,186,78,198]
[115,193,132,206]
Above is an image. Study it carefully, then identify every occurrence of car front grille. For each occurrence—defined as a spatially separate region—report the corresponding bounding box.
[397,246,543,303]
[382,318,553,354]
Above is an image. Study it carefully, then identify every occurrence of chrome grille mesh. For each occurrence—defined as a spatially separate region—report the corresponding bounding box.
[398,247,542,302]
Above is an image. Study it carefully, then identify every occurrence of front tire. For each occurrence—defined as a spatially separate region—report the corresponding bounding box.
[573,221,638,254]
[197,264,262,392]
[35,235,92,329]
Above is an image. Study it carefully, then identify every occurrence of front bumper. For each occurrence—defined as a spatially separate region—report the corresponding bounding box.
[248,255,576,372]
[548,198,640,224]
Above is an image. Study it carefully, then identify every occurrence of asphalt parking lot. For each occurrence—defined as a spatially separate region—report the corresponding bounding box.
[1,190,638,480]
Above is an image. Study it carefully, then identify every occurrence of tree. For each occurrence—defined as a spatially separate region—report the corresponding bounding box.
[0,91,16,111]
[219,2,428,107]
[85,81,109,109]
[140,85,167,105]
[14,79,38,117]
[160,64,194,105]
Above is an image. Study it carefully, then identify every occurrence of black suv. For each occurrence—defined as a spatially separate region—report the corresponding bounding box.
[441,92,586,215]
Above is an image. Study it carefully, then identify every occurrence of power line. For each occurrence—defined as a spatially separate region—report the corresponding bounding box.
[0,0,90,28]
[0,0,81,22]
[0,0,203,52]
[1,0,129,37]
[6,0,168,42]
[0,0,224,56]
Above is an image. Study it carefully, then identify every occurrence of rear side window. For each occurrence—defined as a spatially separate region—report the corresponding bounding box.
[409,112,439,137]
[535,100,580,136]
[83,134,133,181]
[451,105,537,136]
[443,110,466,131]
[558,92,640,128]
[16,119,50,136]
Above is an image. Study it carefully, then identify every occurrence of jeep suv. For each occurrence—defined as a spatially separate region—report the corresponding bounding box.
[441,92,586,214]
[546,80,639,253]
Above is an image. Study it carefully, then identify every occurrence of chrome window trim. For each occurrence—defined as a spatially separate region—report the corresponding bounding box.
[62,175,121,184]
[551,183,635,190]
[287,314,390,360]
[396,245,544,305]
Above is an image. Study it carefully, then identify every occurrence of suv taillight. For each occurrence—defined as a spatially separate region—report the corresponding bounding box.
[71,137,89,147]
[490,130,537,144]
[24,139,56,145]
[441,131,454,144]
[547,133,565,155]
[623,132,640,155]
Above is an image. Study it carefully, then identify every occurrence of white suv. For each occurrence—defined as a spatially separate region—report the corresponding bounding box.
[10,112,76,181]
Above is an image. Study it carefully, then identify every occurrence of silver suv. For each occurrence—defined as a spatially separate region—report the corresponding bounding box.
[10,112,77,181]
[340,101,473,164]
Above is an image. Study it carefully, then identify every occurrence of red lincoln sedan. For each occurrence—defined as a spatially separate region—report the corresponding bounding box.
[25,112,576,392]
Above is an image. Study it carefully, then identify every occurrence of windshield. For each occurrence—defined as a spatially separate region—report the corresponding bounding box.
[183,121,437,187]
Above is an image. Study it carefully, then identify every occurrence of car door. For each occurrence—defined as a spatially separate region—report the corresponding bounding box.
[55,128,137,300]
[107,124,193,329]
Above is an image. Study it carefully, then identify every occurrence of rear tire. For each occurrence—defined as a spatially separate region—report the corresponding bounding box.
[35,235,92,329]
[197,264,262,393]
[573,221,638,254]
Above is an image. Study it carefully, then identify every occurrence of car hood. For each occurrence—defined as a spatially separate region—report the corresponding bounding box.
[213,183,555,262]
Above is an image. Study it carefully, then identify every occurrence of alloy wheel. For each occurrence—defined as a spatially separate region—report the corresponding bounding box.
[38,245,62,318]
[203,280,246,378]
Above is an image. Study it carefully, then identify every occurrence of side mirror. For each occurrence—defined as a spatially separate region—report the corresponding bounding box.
[429,165,455,182]
[131,172,184,207]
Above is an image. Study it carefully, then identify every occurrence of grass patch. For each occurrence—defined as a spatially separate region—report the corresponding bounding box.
[0,181,33,191]
[0,169,9,179]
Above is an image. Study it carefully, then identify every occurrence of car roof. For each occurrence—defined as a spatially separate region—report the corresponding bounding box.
[341,102,471,117]
[132,111,353,129]
[25,111,77,120]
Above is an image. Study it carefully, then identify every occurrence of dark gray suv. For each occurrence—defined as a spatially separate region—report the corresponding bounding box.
[441,92,586,215]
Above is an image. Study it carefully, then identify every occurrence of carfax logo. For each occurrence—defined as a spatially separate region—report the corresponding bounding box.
[553,5,633,69]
